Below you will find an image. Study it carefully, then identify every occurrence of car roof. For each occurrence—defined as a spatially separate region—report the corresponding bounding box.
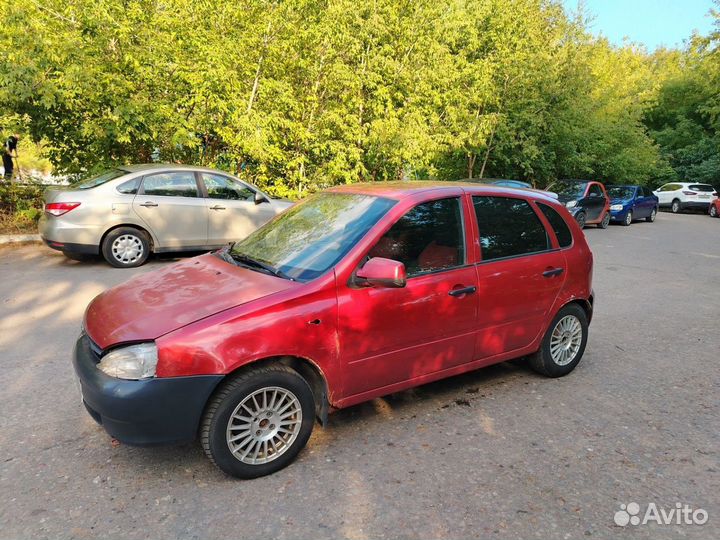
[327,181,558,203]
[117,163,234,175]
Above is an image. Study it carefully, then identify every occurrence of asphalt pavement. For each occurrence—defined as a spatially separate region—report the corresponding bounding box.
[0,211,718,539]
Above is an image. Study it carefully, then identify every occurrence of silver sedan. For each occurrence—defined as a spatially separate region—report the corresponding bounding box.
[39,164,293,267]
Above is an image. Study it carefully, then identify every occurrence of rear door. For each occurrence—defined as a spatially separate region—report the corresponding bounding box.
[471,195,566,359]
[200,172,278,246]
[132,171,208,248]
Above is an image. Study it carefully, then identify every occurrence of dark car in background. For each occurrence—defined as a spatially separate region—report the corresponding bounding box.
[546,180,610,229]
[607,185,659,225]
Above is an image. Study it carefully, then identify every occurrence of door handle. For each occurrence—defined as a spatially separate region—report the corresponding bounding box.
[542,267,564,278]
[448,286,477,297]
[139,201,158,207]
[209,205,226,210]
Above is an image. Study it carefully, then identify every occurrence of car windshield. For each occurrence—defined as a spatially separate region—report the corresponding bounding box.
[72,169,127,190]
[548,180,586,198]
[230,192,396,282]
[607,186,635,199]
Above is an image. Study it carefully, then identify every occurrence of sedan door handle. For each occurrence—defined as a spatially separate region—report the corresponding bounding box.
[209,205,226,210]
[542,267,564,278]
[448,286,477,297]
[139,201,158,207]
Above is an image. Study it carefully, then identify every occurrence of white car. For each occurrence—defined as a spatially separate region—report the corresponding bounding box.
[39,164,293,268]
[653,182,717,214]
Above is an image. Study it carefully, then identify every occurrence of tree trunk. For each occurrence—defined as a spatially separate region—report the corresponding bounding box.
[467,153,476,179]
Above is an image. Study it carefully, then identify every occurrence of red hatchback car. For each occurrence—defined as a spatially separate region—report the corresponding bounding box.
[75,182,594,478]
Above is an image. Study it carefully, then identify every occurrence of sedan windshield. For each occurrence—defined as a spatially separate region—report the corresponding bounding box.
[607,186,635,199]
[548,180,587,199]
[72,169,127,190]
[230,192,396,282]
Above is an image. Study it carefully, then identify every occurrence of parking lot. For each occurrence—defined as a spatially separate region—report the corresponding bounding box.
[0,211,718,539]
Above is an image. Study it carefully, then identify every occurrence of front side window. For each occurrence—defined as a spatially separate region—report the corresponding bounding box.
[537,202,572,248]
[588,184,604,197]
[368,197,465,277]
[141,172,198,197]
[473,196,549,261]
[230,193,396,282]
[202,173,255,201]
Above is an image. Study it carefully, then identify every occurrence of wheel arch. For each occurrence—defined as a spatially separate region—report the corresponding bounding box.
[99,223,156,253]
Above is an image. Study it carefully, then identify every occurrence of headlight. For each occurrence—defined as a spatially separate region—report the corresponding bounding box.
[97,343,158,380]
[610,204,624,211]
[565,200,577,208]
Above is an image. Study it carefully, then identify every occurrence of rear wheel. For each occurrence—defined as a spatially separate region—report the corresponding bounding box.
[671,199,681,213]
[710,205,718,218]
[575,211,587,229]
[101,227,150,268]
[646,208,657,222]
[598,212,610,229]
[529,304,588,377]
[622,210,632,226]
[200,365,315,479]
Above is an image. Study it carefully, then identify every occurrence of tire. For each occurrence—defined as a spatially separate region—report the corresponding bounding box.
[101,227,150,268]
[575,211,586,229]
[528,303,589,378]
[671,199,681,214]
[597,212,610,229]
[646,208,657,222]
[200,364,315,479]
[710,205,718,218]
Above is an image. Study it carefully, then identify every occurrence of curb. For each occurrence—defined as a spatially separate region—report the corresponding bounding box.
[0,234,42,246]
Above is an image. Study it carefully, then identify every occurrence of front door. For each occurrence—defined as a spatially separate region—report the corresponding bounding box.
[582,183,606,221]
[133,171,208,248]
[338,196,478,398]
[200,172,278,245]
[471,195,566,358]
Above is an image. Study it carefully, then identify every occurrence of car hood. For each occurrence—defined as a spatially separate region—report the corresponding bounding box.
[610,198,632,205]
[85,253,299,349]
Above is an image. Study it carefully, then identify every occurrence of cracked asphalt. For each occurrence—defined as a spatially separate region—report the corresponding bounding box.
[0,211,718,539]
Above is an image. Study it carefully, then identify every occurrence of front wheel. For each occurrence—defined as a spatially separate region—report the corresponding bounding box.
[597,212,610,229]
[710,205,718,218]
[622,210,632,226]
[529,304,589,377]
[575,211,587,229]
[646,208,657,222]
[200,365,315,479]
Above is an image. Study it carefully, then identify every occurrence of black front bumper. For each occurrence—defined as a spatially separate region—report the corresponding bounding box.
[73,335,223,446]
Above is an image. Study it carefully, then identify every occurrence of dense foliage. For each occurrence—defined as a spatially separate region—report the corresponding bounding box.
[1,0,718,196]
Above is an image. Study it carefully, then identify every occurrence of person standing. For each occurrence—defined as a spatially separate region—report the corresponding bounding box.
[3,133,19,181]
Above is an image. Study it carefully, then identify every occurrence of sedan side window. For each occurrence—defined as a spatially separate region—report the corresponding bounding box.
[368,197,465,277]
[142,172,198,197]
[473,196,550,261]
[202,173,255,201]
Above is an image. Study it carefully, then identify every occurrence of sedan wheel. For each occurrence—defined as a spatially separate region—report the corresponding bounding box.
[101,227,150,268]
[646,208,657,222]
[623,210,632,226]
[529,303,588,377]
[201,364,315,479]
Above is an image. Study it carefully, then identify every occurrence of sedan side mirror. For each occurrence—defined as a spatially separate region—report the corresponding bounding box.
[254,191,269,205]
[356,257,406,288]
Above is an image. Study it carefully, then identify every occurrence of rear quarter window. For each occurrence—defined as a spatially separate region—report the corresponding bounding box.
[537,203,573,248]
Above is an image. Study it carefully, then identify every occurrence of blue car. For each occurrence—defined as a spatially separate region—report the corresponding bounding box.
[607,185,659,226]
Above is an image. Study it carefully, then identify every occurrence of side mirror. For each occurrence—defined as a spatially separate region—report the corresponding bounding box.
[254,191,269,205]
[356,257,406,288]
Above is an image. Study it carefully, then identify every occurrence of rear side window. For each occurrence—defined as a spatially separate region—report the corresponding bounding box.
[117,178,141,194]
[472,196,549,261]
[368,197,464,277]
[141,172,198,198]
[689,184,714,192]
[537,203,573,248]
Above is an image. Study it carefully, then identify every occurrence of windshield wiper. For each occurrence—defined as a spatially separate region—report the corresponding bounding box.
[228,250,294,281]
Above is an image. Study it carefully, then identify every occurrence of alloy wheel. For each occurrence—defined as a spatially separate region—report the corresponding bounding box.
[549,315,583,366]
[226,386,303,465]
